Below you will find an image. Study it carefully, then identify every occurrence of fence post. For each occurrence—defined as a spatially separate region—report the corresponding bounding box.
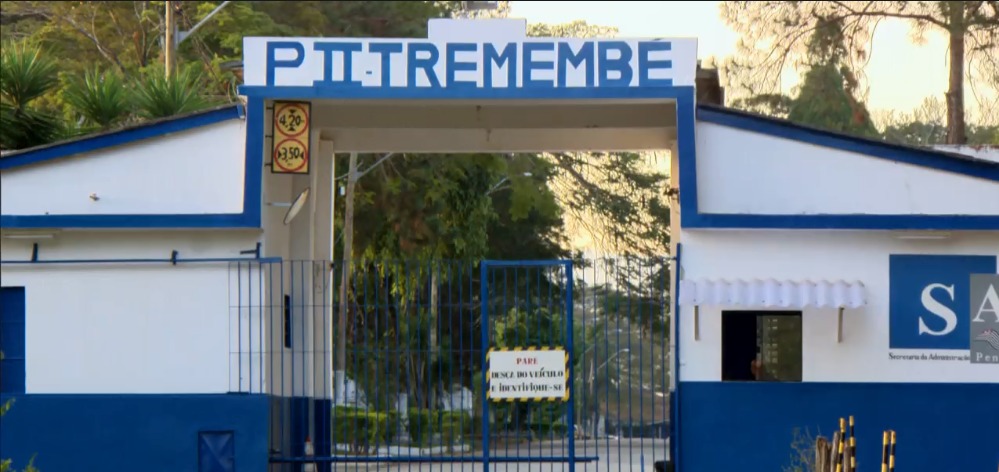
[480,261,490,472]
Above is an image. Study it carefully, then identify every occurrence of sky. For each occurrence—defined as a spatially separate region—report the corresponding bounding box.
[508,1,995,124]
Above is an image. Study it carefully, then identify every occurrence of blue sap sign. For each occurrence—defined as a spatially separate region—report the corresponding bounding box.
[241,37,697,91]
[889,254,998,350]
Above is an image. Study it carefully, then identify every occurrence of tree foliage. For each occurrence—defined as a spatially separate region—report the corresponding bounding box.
[0,40,62,149]
[521,18,672,258]
[132,65,211,119]
[61,67,132,130]
[734,16,880,137]
[877,96,999,145]
[721,1,999,143]
[0,1,459,148]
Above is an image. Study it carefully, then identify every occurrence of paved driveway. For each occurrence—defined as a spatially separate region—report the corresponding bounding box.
[328,438,669,472]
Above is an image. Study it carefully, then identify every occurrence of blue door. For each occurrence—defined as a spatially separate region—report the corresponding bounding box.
[1,287,26,394]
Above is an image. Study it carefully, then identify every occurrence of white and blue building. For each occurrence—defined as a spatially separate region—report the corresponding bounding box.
[672,107,999,471]
[1,17,997,472]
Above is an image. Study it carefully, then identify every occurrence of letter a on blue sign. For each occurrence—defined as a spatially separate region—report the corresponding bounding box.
[889,254,998,350]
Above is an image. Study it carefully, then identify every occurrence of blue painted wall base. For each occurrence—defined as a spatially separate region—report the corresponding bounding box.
[0,393,269,472]
[678,381,999,472]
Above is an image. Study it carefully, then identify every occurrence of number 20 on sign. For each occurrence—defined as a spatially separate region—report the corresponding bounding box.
[271,101,311,174]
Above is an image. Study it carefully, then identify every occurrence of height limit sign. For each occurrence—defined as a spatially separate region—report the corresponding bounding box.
[487,348,569,402]
[271,101,311,174]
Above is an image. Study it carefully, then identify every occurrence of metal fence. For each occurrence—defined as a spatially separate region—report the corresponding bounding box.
[228,257,670,472]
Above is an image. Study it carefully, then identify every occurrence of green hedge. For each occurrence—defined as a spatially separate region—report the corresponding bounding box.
[332,406,394,451]
[331,406,475,449]
[406,409,474,445]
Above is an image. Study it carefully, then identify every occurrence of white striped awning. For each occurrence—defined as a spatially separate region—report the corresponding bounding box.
[678,279,867,309]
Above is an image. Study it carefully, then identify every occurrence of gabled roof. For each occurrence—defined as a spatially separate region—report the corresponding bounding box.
[0,104,245,171]
[1,103,257,230]
[683,104,999,230]
[695,104,999,183]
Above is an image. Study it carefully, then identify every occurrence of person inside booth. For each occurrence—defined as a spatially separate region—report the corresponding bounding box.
[721,311,802,382]
[750,346,774,381]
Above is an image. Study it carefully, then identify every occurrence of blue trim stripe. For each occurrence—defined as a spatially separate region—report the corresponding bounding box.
[242,97,264,228]
[1,104,260,230]
[0,213,255,229]
[682,105,999,230]
[683,213,999,231]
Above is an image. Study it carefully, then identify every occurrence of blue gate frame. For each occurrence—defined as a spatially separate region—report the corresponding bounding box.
[480,259,589,471]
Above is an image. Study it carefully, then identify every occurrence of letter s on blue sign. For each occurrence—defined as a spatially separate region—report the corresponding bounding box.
[889,254,997,350]
[918,283,957,336]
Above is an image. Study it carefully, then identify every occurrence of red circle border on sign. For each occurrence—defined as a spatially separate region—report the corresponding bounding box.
[274,103,310,139]
[273,137,309,173]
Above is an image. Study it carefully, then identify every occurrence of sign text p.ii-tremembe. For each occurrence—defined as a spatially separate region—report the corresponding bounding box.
[246,38,693,90]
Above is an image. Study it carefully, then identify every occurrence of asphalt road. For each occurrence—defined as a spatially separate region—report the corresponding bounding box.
[326,439,669,472]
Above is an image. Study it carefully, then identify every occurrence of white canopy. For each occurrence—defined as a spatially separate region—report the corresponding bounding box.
[678,279,867,309]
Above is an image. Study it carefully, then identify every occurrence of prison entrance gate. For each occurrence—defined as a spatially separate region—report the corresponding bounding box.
[228,257,670,472]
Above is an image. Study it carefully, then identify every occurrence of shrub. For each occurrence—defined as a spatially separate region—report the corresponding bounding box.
[331,406,393,454]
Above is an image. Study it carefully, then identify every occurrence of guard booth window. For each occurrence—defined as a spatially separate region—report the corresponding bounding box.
[721,310,802,382]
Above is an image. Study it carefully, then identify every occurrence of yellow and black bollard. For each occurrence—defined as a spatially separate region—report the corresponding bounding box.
[849,416,856,472]
[835,417,846,472]
[881,430,890,472]
[888,430,897,472]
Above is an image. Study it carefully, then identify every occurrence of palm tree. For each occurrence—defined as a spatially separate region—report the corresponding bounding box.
[0,40,62,151]
[133,66,210,119]
[62,68,133,132]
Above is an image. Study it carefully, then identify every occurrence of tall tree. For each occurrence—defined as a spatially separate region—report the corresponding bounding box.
[721,1,999,144]
[332,151,567,407]
[523,21,672,257]
[734,17,880,137]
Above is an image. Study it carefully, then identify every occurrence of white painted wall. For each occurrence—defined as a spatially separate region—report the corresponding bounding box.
[257,136,336,399]
[0,120,247,217]
[0,230,262,394]
[677,230,999,383]
[694,122,999,216]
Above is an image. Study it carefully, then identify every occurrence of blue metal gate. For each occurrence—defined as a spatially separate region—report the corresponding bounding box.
[480,260,583,471]
[229,257,670,472]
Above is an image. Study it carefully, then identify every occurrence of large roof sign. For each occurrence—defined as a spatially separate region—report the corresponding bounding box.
[240,19,697,96]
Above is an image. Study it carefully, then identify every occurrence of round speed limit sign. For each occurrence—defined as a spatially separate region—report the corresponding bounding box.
[274,103,309,137]
[273,138,309,173]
